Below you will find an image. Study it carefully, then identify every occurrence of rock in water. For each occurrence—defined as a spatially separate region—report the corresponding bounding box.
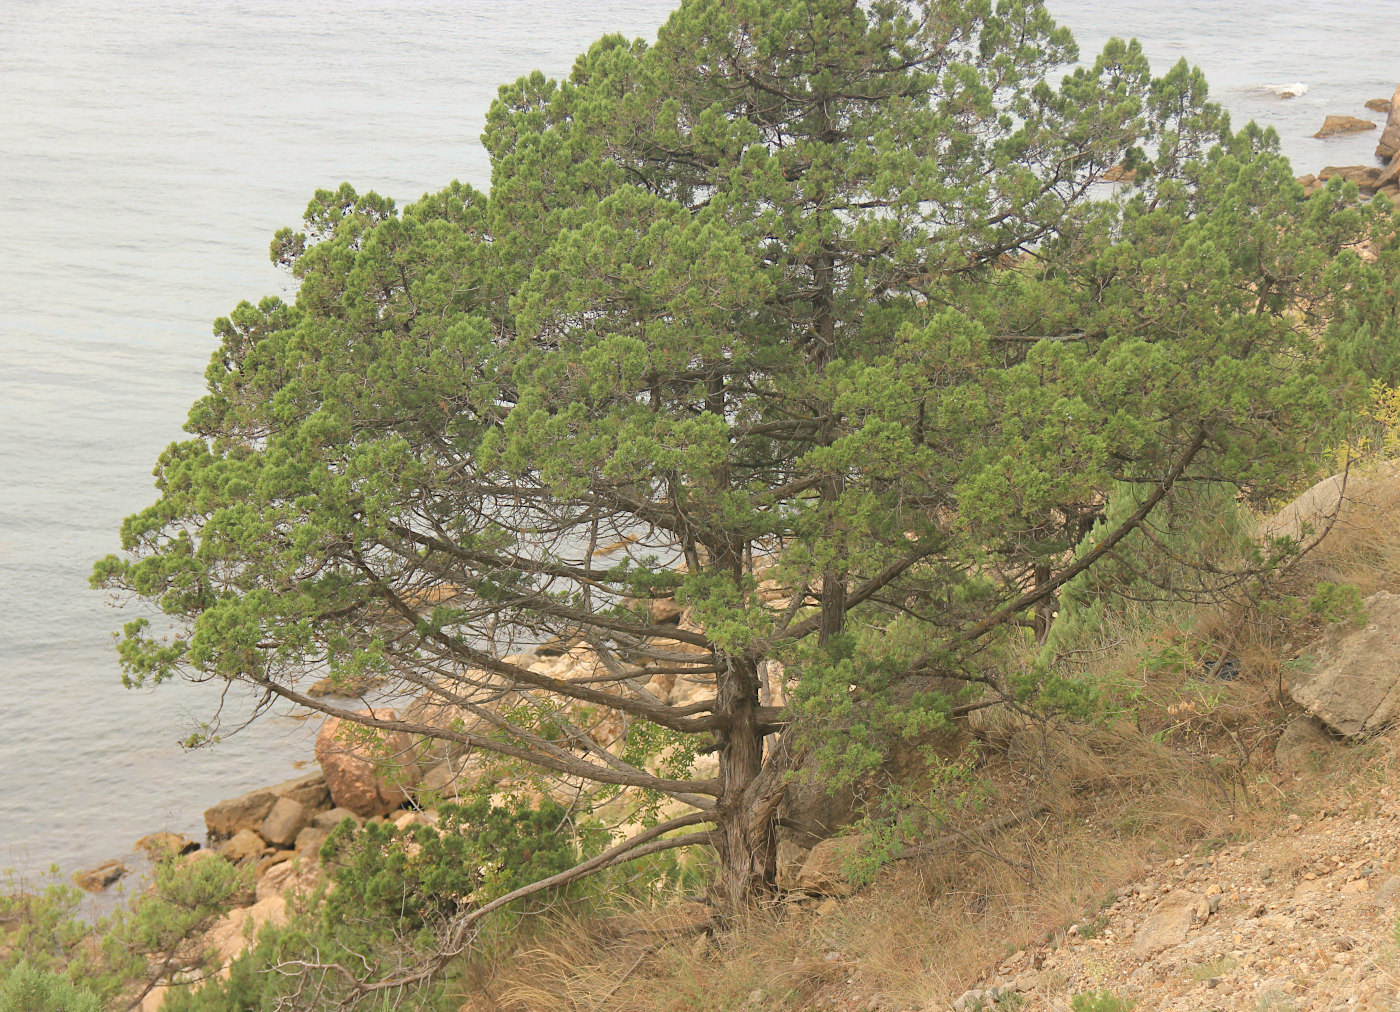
[204,788,278,839]
[1289,592,1400,737]
[135,832,198,858]
[203,773,330,839]
[1367,98,1393,113]
[73,859,126,892]
[1314,115,1377,139]
[314,711,420,818]
[1378,85,1400,159]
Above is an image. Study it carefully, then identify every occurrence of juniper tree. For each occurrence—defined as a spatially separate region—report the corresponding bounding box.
[96,0,1390,937]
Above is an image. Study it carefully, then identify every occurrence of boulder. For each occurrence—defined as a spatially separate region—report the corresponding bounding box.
[1379,151,1400,189]
[776,839,812,891]
[1377,85,1400,159]
[1289,591,1400,737]
[135,832,198,858]
[255,851,292,878]
[271,773,332,812]
[793,835,864,896]
[1313,115,1377,139]
[1317,165,1384,190]
[1275,713,1336,775]
[218,828,267,864]
[1262,461,1400,545]
[258,797,312,847]
[255,859,299,903]
[73,859,126,892]
[1131,891,1211,956]
[314,711,421,818]
[312,806,363,832]
[401,681,514,765]
[779,773,859,847]
[204,788,278,839]
[295,825,331,860]
[1367,98,1393,114]
[203,773,330,839]
[648,597,684,624]
[414,758,487,802]
[205,894,288,967]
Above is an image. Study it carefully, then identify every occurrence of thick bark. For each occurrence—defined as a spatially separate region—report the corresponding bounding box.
[1032,561,1055,645]
[713,651,779,907]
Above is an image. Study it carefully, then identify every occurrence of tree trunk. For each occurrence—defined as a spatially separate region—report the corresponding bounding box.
[713,652,778,907]
[1032,561,1056,645]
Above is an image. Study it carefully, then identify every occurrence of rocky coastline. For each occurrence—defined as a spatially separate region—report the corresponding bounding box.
[1296,84,1400,200]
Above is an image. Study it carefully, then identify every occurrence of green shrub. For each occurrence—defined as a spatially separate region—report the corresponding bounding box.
[0,960,102,1012]
[0,855,249,1006]
[1071,992,1136,1012]
[164,793,592,1011]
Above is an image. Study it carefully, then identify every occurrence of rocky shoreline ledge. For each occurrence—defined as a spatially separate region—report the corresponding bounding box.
[68,610,743,1006]
[1297,84,1400,201]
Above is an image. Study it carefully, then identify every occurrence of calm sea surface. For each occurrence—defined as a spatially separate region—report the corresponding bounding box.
[0,0,1394,877]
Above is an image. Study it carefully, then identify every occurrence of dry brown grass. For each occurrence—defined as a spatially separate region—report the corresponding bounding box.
[451,467,1400,1012]
[455,708,1291,1012]
[1186,462,1400,706]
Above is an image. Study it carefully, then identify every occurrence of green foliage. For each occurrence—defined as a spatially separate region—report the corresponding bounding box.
[844,749,990,886]
[94,0,1399,908]
[1307,581,1368,626]
[163,792,588,1010]
[1070,992,1136,1012]
[0,960,101,1012]
[319,794,584,939]
[1073,914,1110,939]
[0,872,107,985]
[0,856,249,1007]
[110,853,251,961]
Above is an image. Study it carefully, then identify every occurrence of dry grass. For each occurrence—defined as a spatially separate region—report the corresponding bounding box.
[452,466,1400,1012]
[456,711,1286,1012]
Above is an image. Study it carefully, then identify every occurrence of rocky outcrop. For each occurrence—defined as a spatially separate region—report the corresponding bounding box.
[73,859,126,892]
[258,797,312,847]
[135,832,198,858]
[414,756,491,802]
[1317,164,1384,188]
[217,828,267,864]
[1289,591,1400,737]
[203,773,329,838]
[1261,461,1400,545]
[1275,713,1336,775]
[312,806,362,831]
[1366,98,1393,113]
[778,773,859,847]
[648,597,683,624]
[1313,115,1376,139]
[1380,150,1400,189]
[1131,890,1213,956]
[1377,85,1400,159]
[314,711,420,818]
[793,834,864,896]
[204,787,279,839]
